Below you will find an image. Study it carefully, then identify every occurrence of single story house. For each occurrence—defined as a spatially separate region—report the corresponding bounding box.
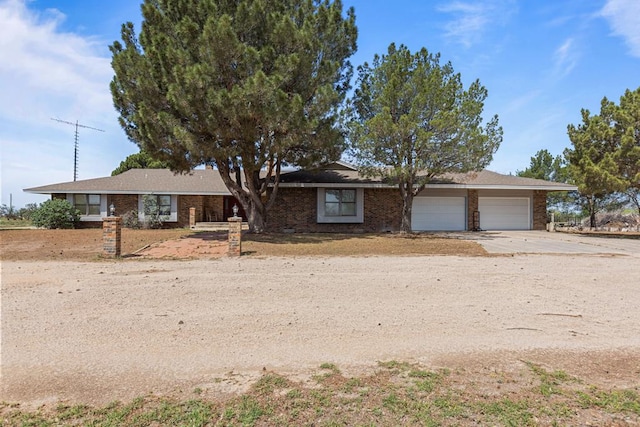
[24,162,576,232]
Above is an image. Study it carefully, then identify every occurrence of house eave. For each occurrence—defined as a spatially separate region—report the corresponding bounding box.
[24,189,232,196]
[276,183,578,191]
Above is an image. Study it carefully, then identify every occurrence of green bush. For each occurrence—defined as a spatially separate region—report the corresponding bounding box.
[31,199,81,229]
[122,210,141,229]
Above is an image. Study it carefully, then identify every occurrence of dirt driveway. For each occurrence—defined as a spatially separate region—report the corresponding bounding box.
[2,251,639,408]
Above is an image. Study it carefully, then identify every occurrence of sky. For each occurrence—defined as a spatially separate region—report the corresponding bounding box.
[1,0,639,208]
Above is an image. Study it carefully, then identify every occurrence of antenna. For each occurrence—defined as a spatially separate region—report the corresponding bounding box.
[51,118,105,181]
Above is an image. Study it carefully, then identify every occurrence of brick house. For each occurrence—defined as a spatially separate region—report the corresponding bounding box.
[25,162,576,231]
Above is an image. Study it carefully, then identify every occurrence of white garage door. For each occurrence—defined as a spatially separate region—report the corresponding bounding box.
[478,197,530,230]
[412,197,466,231]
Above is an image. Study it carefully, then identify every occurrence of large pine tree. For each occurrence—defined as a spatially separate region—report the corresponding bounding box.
[346,43,502,233]
[110,0,357,232]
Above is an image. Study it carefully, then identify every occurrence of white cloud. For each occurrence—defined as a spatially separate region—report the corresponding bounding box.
[601,0,640,57]
[0,0,134,207]
[437,0,516,48]
[0,0,114,124]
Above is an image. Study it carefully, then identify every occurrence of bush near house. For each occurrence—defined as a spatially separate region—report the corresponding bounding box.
[31,199,81,229]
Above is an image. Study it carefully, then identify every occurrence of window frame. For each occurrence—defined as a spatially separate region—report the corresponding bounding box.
[138,194,178,222]
[316,188,364,224]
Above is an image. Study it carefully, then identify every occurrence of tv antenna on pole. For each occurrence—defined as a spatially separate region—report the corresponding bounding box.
[51,118,105,181]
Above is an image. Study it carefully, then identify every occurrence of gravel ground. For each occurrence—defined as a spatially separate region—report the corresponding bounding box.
[2,253,639,408]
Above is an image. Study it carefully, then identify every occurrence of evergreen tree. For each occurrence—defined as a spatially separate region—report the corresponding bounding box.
[346,43,502,232]
[111,150,169,175]
[110,0,357,232]
[516,149,572,214]
[566,87,640,225]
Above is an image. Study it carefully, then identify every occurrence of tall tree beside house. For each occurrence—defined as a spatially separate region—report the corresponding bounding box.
[110,0,357,232]
[111,150,169,175]
[346,43,502,233]
[565,87,640,226]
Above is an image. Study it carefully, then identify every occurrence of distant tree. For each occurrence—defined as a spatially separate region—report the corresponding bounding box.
[110,0,357,232]
[31,199,80,229]
[111,150,169,175]
[18,203,39,220]
[566,87,640,226]
[516,149,567,182]
[346,43,502,232]
[516,149,572,213]
[0,204,18,220]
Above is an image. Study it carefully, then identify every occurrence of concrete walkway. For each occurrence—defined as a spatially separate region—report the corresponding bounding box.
[457,230,640,256]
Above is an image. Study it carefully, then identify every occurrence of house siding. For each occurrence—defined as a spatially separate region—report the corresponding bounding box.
[467,189,479,231]
[266,188,403,233]
[533,190,547,230]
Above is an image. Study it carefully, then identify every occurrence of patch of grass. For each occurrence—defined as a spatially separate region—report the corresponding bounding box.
[479,398,535,426]
[3,361,639,426]
[526,361,576,397]
[577,387,640,414]
[0,218,32,229]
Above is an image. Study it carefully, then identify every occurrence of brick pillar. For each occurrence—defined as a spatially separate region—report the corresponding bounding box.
[467,190,479,231]
[189,207,196,229]
[228,217,242,257]
[103,217,122,258]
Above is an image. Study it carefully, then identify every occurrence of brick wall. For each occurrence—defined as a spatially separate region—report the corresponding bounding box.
[107,194,138,217]
[467,190,478,230]
[533,190,548,230]
[266,188,402,233]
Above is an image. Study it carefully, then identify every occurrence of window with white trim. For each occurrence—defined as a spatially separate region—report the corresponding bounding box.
[317,188,364,223]
[325,189,357,216]
[74,194,101,216]
[144,194,171,216]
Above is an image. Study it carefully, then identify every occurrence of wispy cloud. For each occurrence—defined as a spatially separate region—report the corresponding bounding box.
[600,0,640,57]
[553,38,579,77]
[437,0,516,48]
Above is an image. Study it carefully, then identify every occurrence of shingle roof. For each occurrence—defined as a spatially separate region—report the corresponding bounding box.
[278,167,577,191]
[25,169,232,195]
[24,165,577,195]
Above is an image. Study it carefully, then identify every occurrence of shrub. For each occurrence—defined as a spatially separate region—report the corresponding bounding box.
[31,199,81,229]
[122,210,141,229]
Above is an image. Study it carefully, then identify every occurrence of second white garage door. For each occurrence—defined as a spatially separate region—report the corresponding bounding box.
[412,197,466,231]
[478,197,530,230]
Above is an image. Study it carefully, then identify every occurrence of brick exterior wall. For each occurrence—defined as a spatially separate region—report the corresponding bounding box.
[533,190,548,230]
[108,194,138,217]
[266,188,403,233]
[467,190,479,231]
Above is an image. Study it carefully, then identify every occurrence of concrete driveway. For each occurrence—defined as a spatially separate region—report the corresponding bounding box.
[458,230,640,256]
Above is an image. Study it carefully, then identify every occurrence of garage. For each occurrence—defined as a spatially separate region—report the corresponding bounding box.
[478,197,530,230]
[412,197,466,231]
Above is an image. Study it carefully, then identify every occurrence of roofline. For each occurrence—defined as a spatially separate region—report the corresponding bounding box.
[24,189,232,196]
[276,183,578,191]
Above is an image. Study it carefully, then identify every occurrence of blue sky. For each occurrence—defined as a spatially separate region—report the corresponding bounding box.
[1,0,639,208]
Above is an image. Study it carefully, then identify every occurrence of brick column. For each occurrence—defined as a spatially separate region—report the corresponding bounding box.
[467,190,479,231]
[103,217,122,258]
[228,217,243,257]
[189,207,196,229]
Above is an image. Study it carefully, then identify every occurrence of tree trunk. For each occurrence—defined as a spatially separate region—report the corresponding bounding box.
[244,199,267,234]
[588,197,597,229]
[401,194,413,234]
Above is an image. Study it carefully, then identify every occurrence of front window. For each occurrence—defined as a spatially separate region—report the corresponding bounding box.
[325,189,357,217]
[74,194,100,216]
[144,195,171,217]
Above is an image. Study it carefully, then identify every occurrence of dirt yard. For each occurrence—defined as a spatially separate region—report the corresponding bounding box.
[1,229,639,423]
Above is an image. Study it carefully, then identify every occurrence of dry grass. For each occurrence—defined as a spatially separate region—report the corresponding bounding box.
[0,228,487,261]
